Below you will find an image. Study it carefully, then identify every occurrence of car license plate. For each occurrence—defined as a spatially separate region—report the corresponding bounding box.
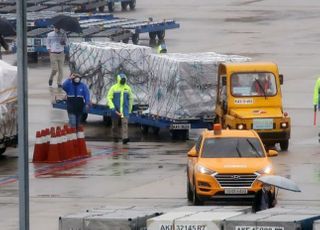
[224,188,248,194]
[170,124,191,130]
[253,118,273,130]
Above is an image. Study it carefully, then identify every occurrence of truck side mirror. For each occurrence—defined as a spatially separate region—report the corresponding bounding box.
[267,149,278,157]
[279,74,283,85]
[222,76,227,86]
[187,146,198,157]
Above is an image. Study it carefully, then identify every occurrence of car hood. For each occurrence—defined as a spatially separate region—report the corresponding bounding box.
[198,158,271,174]
[230,107,283,119]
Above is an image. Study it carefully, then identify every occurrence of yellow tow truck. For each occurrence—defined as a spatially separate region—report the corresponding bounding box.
[214,62,291,151]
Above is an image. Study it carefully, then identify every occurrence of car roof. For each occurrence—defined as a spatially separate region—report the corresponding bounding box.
[201,129,260,139]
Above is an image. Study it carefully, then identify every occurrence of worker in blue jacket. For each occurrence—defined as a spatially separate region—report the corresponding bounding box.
[107,73,133,144]
[62,72,90,129]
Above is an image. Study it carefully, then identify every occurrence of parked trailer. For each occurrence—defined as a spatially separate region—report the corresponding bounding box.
[52,99,213,140]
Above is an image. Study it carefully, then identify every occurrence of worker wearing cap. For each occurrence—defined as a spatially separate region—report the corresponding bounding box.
[157,43,167,54]
[107,73,133,144]
[62,73,90,129]
[313,78,320,112]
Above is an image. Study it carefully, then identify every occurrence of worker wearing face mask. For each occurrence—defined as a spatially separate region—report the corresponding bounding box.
[62,72,90,129]
[107,73,133,144]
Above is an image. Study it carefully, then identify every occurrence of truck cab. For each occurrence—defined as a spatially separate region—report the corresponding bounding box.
[215,62,291,151]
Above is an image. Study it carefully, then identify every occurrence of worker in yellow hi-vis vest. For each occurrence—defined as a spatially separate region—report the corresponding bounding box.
[107,73,133,144]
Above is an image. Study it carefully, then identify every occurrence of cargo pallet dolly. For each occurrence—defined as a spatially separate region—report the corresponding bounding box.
[14,14,179,62]
[52,99,214,140]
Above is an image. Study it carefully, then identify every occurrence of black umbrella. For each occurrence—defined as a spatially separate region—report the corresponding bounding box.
[50,15,82,33]
[0,17,16,36]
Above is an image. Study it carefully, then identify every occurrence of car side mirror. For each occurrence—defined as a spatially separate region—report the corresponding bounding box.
[187,146,198,157]
[279,74,283,85]
[267,149,278,157]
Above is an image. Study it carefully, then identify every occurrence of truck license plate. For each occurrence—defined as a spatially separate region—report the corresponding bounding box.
[253,118,273,130]
[224,188,248,194]
[170,124,191,130]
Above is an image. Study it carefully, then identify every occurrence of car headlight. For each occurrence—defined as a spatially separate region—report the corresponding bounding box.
[196,165,216,175]
[236,123,246,130]
[280,122,288,128]
[257,165,272,175]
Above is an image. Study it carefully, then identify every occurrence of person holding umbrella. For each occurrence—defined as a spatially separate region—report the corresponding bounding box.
[62,72,90,129]
[253,175,301,212]
[46,25,67,88]
[47,15,82,88]
[252,183,276,212]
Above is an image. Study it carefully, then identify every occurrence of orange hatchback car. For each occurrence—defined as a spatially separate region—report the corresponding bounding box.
[187,124,278,205]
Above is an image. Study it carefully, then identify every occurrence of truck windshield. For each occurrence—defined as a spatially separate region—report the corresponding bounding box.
[201,137,265,158]
[231,72,277,97]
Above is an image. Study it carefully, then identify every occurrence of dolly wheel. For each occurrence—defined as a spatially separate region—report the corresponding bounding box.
[107,2,114,12]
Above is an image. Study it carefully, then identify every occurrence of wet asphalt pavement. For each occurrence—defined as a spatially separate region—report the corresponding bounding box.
[1,0,320,229]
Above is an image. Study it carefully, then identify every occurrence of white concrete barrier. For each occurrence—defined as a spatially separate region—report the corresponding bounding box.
[224,212,320,230]
[314,220,320,230]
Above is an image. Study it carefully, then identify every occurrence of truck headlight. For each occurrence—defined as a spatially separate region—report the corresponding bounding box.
[256,165,272,175]
[280,122,288,128]
[236,123,246,130]
[196,165,216,175]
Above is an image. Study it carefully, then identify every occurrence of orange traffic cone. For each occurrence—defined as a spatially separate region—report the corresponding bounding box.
[65,127,76,159]
[32,131,44,163]
[47,128,62,163]
[56,128,66,161]
[61,129,70,160]
[43,128,50,160]
[71,127,79,158]
[77,125,89,157]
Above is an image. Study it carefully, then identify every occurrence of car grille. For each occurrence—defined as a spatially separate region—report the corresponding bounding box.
[214,174,257,187]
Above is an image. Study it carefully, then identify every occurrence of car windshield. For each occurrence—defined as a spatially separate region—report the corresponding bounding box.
[231,72,277,97]
[201,137,265,158]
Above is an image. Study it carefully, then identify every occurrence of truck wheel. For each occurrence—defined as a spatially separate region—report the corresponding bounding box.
[280,140,289,151]
[132,33,139,45]
[129,0,136,10]
[103,115,112,126]
[81,113,88,122]
[107,2,114,12]
[121,2,128,10]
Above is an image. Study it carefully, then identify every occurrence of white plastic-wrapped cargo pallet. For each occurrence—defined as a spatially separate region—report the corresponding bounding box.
[0,60,17,155]
[147,52,250,119]
[69,41,152,105]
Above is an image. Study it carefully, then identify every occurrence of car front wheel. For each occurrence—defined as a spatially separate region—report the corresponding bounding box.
[187,179,193,201]
[192,182,203,205]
